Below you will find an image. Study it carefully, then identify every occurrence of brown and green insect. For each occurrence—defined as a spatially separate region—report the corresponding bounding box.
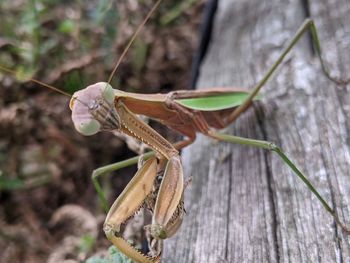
[1,0,350,262]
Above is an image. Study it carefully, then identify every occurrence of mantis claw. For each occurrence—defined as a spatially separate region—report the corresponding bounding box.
[105,228,160,263]
[151,156,185,239]
[103,157,160,262]
[103,154,185,262]
[146,231,163,258]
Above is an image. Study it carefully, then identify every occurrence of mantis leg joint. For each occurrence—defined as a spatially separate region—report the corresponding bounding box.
[268,142,281,152]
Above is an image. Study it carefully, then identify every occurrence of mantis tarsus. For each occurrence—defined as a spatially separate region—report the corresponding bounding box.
[1,0,350,262]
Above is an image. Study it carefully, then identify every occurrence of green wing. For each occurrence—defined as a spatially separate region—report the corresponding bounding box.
[175,92,260,111]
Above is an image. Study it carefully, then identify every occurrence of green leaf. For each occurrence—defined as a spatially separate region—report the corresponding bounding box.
[160,0,198,25]
[78,234,96,254]
[0,172,25,190]
[175,92,260,111]
[94,0,114,25]
[15,65,37,81]
[132,39,148,72]
[59,19,76,34]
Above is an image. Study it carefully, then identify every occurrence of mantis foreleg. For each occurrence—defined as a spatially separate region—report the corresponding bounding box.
[227,18,350,124]
[208,131,350,234]
[91,136,193,212]
[92,151,155,212]
[91,134,196,213]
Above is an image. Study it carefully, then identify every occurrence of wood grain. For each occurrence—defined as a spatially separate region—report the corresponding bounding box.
[163,0,350,262]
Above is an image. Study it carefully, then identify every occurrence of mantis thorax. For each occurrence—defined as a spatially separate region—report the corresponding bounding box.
[88,98,121,131]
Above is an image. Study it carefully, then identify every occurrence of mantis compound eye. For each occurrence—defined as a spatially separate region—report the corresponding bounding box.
[70,97,101,136]
[75,116,101,136]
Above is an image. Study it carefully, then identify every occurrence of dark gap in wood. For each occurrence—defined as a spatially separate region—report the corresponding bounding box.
[224,151,233,260]
[190,0,218,89]
[253,103,280,263]
[301,0,311,21]
[300,0,315,57]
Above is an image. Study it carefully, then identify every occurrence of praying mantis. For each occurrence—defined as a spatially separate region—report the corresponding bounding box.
[1,0,350,262]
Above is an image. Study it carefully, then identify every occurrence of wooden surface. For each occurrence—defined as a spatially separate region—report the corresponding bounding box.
[163,0,350,262]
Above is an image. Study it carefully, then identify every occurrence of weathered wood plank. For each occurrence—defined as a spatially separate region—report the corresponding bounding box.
[163,0,350,262]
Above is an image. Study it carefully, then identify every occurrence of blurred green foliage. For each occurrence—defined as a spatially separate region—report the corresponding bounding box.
[86,246,134,263]
[0,0,199,94]
[0,170,24,190]
[78,234,97,254]
[0,0,118,93]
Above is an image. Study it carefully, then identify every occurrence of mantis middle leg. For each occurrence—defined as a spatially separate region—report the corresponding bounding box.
[208,131,350,234]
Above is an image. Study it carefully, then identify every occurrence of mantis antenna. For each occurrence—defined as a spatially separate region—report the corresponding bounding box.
[107,0,164,85]
[0,65,91,108]
[0,65,72,98]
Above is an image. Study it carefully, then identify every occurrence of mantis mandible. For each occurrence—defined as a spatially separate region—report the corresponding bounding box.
[1,0,350,262]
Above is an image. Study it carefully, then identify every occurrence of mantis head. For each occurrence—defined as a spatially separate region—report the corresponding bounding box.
[69,82,120,136]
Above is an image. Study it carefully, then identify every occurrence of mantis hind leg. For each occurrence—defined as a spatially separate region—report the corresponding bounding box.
[208,131,350,234]
[226,18,350,124]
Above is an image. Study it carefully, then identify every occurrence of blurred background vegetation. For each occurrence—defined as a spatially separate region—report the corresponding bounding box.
[0,0,204,262]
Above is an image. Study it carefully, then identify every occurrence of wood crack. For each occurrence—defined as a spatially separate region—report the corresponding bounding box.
[300,0,315,56]
[224,152,233,260]
[254,104,280,263]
